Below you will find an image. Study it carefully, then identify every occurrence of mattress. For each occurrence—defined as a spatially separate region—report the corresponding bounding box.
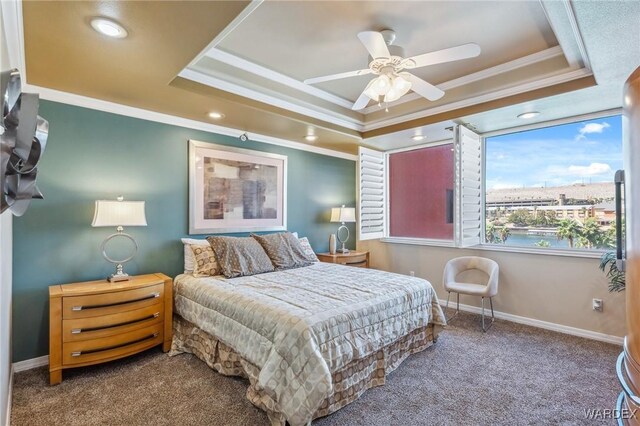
[172,262,446,425]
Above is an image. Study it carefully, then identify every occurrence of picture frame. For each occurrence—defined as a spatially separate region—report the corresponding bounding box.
[189,140,287,234]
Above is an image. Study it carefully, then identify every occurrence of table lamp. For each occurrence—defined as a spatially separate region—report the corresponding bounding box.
[92,196,147,282]
[330,205,356,253]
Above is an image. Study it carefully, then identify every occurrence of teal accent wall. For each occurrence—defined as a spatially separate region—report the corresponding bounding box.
[12,100,356,362]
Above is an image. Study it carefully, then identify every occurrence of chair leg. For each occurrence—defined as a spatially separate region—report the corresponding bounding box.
[481,297,495,332]
[445,291,459,323]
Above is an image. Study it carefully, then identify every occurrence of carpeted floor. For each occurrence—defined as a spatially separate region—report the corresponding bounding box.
[11,312,621,426]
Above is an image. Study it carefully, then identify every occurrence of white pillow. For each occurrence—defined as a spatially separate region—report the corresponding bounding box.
[297,237,319,262]
[181,238,210,273]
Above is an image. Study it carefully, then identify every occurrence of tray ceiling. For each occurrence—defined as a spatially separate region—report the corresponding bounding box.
[20,0,604,154]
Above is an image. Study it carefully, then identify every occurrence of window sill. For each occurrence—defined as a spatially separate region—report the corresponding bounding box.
[472,244,606,259]
[380,237,455,248]
[380,238,606,259]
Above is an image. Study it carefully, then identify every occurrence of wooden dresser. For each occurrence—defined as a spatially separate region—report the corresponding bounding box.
[317,251,370,268]
[49,273,172,385]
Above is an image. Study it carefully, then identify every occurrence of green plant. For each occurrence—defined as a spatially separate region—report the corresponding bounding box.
[535,239,551,247]
[600,252,625,292]
[557,218,581,248]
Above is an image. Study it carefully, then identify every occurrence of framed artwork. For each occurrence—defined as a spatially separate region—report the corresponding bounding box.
[189,140,287,234]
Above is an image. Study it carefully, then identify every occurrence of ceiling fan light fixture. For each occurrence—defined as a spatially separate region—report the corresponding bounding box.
[384,75,412,103]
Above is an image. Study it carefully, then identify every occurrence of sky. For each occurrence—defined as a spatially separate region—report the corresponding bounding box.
[485,114,623,190]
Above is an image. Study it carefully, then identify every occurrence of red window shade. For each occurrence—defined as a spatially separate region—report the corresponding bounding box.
[389,144,454,239]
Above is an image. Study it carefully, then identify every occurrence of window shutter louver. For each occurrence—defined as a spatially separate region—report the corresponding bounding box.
[455,125,483,247]
[358,146,386,240]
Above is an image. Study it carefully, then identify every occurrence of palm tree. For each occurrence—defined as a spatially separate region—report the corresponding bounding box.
[498,226,511,243]
[581,218,603,249]
[486,222,497,243]
[557,219,581,248]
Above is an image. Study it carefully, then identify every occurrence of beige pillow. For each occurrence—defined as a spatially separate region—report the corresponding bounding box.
[207,236,275,278]
[181,238,209,273]
[190,244,219,277]
[298,237,319,262]
[252,232,314,270]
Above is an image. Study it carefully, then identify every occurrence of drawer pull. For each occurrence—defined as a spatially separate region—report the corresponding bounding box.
[69,312,161,335]
[69,332,159,357]
[71,292,160,312]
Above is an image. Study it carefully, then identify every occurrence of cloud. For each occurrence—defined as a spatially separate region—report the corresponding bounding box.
[575,121,610,140]
[567,162,612,176]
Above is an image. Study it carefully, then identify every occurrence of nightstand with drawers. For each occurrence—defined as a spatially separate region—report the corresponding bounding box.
[317,251,370,268]
[48,273,172,385]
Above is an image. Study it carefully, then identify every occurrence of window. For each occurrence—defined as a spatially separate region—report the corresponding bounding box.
[388,143,454,240]
[358,125,482,247]
[484,114,622,251]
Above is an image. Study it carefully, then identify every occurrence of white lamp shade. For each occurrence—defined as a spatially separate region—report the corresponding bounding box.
[330,206,356,223]
[92,200,147,227]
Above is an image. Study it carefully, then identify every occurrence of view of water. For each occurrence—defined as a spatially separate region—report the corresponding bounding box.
[500,232,571,248]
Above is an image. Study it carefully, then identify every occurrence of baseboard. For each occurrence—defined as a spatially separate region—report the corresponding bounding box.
[440,300,624,345]
[12,355,48,373]
[4,365,13,426]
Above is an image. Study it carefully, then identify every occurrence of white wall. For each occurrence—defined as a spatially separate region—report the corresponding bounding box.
[0,2,14,424]
[359,240,626,340]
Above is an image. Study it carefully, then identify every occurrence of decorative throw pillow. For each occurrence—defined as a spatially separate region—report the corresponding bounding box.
[252,232,314,270]
[190,244,219,277]
[207,236,275,278]
[298,237,319,262]
[181,238,210,273]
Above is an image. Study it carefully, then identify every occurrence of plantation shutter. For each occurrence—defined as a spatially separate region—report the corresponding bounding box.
[455,125,483,247]
[358,146,386,240]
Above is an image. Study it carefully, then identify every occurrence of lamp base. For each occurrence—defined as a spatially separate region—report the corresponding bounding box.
[107,263,131,282]
[337,248,350,254]
[108,273,130,283]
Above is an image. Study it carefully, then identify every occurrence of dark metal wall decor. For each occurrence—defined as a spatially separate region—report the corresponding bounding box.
[0,68,48,216]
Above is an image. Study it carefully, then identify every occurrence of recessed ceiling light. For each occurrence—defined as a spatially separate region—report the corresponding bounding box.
[305,135,318,142]
[411,135,425,142]
[90,18,128,39]
[517,111,540,119]
[208,112,225,119]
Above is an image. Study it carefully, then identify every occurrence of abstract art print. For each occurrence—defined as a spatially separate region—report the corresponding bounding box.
[189,140,287,234]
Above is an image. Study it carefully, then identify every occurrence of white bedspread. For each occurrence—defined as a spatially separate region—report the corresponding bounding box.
[173,262,445,425]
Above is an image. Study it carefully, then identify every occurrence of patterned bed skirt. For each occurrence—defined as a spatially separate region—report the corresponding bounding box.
[169,315,441,425]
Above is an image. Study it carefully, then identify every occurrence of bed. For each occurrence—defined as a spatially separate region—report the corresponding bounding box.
[170,261,446,426]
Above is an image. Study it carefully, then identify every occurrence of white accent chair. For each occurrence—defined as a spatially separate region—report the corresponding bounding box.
[443,256,499,332]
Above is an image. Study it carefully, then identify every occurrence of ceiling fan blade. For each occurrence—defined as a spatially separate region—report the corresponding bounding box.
[352,90,371,111]
[403,73,445,101]
[405,43,481,69]
[357,31,391,59]
[304,68,371,85]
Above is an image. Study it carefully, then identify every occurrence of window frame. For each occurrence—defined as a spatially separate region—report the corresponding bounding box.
[478,107,623,258]
[380,107,623,259]
[381,138,456,247]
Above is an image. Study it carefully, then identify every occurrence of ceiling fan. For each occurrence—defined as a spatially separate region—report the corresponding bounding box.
[304,30,481,111]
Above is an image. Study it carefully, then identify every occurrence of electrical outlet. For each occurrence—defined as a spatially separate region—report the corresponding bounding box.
[593,298,603,312]
[409,271,415,277]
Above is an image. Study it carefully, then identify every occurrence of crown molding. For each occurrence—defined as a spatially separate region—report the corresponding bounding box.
[205,48,355,109]
[185,0,264,69]
[539,0,592,72]
[364,67,593,132]
[3,0,357,161]
[25,84,358,161]
[179,68,363,133]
